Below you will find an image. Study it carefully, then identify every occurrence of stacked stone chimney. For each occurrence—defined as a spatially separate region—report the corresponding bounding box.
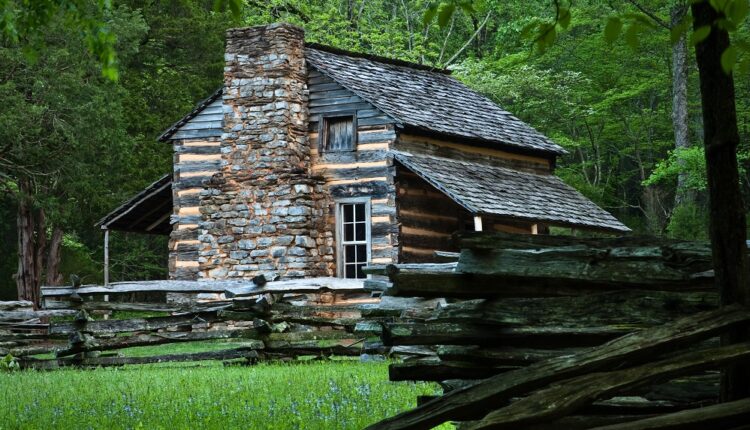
[198,23,328,280]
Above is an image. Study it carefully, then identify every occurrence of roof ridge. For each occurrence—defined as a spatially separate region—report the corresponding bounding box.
[305,43,451,75]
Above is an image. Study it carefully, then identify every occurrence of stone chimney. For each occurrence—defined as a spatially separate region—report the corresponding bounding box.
[198,23,325,280]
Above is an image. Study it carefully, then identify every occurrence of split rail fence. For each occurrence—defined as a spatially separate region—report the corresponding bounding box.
[0,278,405,369]
[365,232,750,430]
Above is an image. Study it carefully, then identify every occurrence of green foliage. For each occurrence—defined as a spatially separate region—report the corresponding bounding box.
[0,0,119,79]
[0,354,19,372]
[0,362,446,429]
[667,203,709,241]
[644,146,708,191]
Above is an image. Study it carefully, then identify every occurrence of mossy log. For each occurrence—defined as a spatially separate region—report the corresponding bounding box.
[364,305,750,430]
[467,342,750,429]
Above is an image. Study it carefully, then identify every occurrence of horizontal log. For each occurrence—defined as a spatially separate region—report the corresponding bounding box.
[432,290,718,329]
[457,232,707,251]
[363,263,456,276]
[587,397,750,430]
[364,305,750,430]
[436,345,582,367]
[225,278,366,298]
[384,268,710,298]
[468,342,750,429]
[382,322,626,348]
[262,339,367,357]
[50,312,222,335]
[455,244,713,290]
[20,347,261,370]
[41,277,366,298]
[0,301,33,311]
[359,297,445,318]
[56,327,266,357]
[43,300,231,313]
[0,309,78,321]
[389,358,517,382]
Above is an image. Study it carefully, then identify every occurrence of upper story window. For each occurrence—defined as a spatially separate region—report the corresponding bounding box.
[320,113,356,152]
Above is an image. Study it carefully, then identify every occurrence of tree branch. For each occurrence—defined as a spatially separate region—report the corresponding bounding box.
[626,0,670,29]
[443,12,492,67]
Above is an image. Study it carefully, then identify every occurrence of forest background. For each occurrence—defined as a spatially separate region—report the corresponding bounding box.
[1,0,749,299]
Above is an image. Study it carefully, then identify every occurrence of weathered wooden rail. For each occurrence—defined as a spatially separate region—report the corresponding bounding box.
[365,232,750,430]
[0,277,404,368]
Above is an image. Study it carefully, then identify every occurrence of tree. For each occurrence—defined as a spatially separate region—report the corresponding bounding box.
[428,0,750,399]
[0,6,148,307]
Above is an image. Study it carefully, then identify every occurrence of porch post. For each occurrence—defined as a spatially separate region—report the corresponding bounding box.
[473,216,483,232]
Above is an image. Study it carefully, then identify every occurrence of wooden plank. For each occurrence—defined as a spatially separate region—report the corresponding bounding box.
[175,145,221,155]
[177,120,223,131]
[431,291,718,329]
[0,309,77,321]
[586,397,750,430]
[467,342,750,429]
[382,322,628,348]
[42,277,366,298]
[455,244,714,290]
[0,301,33,311]
[49,312,225,335]
[43,300,228,313]
[21,347,261,369]
[363,305,750,430]
[390,358,516,382]
[172,128,222,140]
[55,327,266,357]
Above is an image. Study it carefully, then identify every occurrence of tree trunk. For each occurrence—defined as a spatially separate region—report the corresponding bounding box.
[671,2,693,207]
[14,179,44,309]
[46,227,64,286]
[691,1,749,400]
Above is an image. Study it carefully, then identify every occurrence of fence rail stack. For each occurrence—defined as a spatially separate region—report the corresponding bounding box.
[365,232,750,430]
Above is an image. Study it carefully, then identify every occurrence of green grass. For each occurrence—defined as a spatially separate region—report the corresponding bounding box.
[0,361,447,429]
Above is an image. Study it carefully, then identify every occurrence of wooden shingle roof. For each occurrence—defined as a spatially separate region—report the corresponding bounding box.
[393,152,629,233]
[96,175,173,235]
[305,46,566,156]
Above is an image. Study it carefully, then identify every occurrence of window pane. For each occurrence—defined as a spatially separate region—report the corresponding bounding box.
[344,223,354,242]
[344,245,355,263]
[356,263,365,279]
[355,203,365,222]
[356,244,366,262]
[345,264,356,279]
[355,222,366,241]
[343,204,353,222]
[326,117,354,151]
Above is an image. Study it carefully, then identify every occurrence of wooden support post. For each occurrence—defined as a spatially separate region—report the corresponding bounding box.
[473,216,483,232]
[531,224,538,235]
[103,228,110,288]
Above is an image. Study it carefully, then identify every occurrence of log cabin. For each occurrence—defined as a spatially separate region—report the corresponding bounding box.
[97,23,629,282]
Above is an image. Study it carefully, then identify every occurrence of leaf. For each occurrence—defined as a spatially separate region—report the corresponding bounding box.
[710,0,730,12]
[721,45,737,73]
[604,17,622,43]
[689,25,711,46]
[728,0,749,24]
[423,2,439,26]
[558,8,571,29]
[437,3,455,28]
[624,23,640,49]
[458,1,476,15]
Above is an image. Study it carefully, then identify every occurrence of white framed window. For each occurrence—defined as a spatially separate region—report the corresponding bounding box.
[335,198,371,279]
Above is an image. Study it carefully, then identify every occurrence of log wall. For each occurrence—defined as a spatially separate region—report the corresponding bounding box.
[307,66,399,268]
[169,136,222,280]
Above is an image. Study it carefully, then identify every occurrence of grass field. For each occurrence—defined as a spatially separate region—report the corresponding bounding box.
[0,360,445,429]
